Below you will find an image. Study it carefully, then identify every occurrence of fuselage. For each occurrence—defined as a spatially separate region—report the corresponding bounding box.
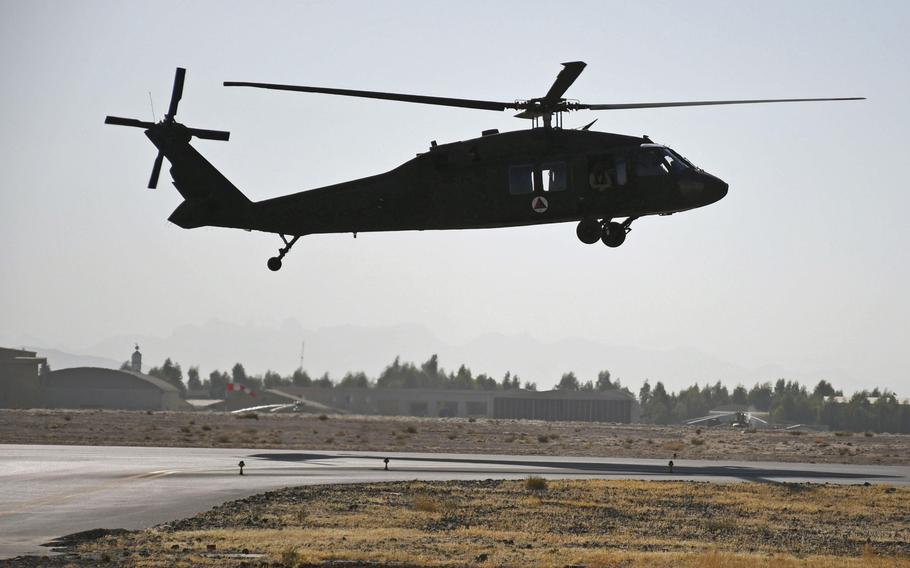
[247,128,728,236]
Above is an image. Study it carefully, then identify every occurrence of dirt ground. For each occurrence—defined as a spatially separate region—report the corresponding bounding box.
[1,409,907,465]
[11,479,910,567]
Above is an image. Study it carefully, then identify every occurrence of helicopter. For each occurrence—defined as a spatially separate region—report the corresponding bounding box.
[105,63,863,271]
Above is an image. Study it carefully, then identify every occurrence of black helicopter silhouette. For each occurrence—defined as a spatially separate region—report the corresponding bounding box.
[105,63,862,271]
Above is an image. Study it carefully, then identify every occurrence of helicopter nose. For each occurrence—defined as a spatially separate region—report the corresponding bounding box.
[710,176,729,203]
[679,174,727,207]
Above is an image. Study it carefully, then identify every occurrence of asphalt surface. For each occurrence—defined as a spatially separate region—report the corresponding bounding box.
[1,443,908,559]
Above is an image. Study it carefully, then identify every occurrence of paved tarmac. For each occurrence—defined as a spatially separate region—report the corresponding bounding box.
[1,443,907,559]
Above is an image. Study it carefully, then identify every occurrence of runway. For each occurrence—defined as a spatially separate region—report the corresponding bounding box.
[1,443,907,558]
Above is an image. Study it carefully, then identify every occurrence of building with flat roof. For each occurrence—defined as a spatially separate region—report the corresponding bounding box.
[286,386,638,423]
[0,347,47,409]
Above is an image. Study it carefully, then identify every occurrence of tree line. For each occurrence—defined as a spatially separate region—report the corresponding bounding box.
[129,355,907,433]
[639,378,909,433]
[131,354,630,398]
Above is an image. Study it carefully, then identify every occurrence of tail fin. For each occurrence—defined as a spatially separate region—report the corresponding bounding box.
[105,67,252,230]
[146,124,252,229]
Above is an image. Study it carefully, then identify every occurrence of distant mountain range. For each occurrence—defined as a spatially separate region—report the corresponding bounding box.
[15,319,854,392]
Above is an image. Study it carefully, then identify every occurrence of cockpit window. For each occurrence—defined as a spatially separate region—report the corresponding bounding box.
[637,147,692,176]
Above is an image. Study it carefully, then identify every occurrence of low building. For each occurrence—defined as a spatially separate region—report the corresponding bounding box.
[286,386,638,423]
[493,389,638,423]
[43,367,191,411]
[0,347,47,408]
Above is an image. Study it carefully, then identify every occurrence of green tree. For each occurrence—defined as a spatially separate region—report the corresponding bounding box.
[556,372,580,391]
[148,358,185,395]
[339,371,370,388]
[645,381,672,424]
[595,370,613,391]
[813,380,837,398]
[313,372,333,388]
[731,384,748,405]
[747,382,773,411]
[187,366,202,391]
[232,363,249,386]
[639,380,652,408]
[263,370,288,388]
[291,367,312,386]
[207,370,228,397]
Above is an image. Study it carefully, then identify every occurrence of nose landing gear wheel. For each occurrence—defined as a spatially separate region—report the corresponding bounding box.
[601,221,626,247]
[267,257,283,272]
[576,218,602,244]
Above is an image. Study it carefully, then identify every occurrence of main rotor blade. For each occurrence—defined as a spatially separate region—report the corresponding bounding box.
[188,127,230,141]
[166,67,186,119]
[148,151,164,189]
[224,81,516,112]
[579,96,865,111]
[543,61,586,103]
[105,116,155,129]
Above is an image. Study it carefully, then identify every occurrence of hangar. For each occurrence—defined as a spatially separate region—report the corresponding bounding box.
[43,367,191,411]
[288,386,638,423]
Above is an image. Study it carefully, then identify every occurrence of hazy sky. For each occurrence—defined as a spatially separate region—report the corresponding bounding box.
[1,1,907,393]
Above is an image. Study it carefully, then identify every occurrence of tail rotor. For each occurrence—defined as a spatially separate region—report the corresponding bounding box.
[105,67,230,189]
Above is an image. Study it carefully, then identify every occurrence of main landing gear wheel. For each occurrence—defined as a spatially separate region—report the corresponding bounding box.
[267,234,301,271]
[601,221,627,248]
[576,218,602,244]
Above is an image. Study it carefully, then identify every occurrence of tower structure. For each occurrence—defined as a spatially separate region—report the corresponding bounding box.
[130,344,142,373]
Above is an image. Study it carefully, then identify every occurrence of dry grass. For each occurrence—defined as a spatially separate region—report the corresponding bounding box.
[63,479,910,567]
[2,409,909,466]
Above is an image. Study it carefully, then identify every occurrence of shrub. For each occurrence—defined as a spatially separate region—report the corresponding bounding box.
[201,425,212,431]
[663,441,685,451]
[235,412,258,420]
[405,425,418,434]
[835,431,852,437]
[318,414,328,421]
[413,495,441,512]
[468,417,476,423]
[691,438,705,446]
[179,426,191,433]
[695,428,702,435]
[447,433,457,440]
[279,546,300,566]
[864,431,875,437]
[525,476,548,491]
[744,427,757,434]
[788,430,805,436]
[537,435,550,443]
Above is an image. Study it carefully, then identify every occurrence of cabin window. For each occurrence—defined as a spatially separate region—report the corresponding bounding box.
[541,162,567,192]
[615,157,628,186]
[588,156,615,190]
[509,165,534,194]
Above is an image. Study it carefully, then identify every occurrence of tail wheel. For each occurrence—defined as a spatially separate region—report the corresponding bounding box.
[601,221,626,247]
[576,218,601,244]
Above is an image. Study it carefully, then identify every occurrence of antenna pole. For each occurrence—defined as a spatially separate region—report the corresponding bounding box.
[148,91,156,122]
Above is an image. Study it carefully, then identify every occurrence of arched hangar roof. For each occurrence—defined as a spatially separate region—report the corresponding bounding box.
[46,367,180,393]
